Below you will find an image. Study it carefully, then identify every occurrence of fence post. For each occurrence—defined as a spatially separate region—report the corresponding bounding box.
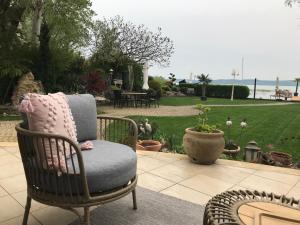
[253,78,257,99]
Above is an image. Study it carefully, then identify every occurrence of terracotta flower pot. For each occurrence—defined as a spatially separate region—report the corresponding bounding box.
[183,128,225,164]
[270,151,292,167]
[136,140,162,152]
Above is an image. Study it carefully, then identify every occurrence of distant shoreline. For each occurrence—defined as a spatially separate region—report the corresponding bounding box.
[176,79,296,86]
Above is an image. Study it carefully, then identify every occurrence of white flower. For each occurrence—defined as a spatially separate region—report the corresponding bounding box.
[226,120,232,127]
[3,112,7,116]
[240,121,247,128]
[199,110,204,115]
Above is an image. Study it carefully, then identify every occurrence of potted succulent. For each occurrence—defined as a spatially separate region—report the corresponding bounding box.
[183,104,225,164]
[136,119,162,151]
[223,117,248,158]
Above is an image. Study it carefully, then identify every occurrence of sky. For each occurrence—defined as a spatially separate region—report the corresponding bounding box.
[92,0,300,80]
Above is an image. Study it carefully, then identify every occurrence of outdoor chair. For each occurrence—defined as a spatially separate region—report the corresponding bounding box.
[16,94,138,225]
[139,91,159,108]
[112,90,134,107]
[112,90,125,107]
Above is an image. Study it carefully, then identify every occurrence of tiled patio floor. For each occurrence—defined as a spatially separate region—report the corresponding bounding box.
[0,142,300,225]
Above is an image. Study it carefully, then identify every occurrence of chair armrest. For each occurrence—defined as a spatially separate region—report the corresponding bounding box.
[97,116,138,151]
[15,124,90,199]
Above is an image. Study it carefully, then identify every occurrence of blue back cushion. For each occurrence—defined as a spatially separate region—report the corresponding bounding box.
[67,94,97,142]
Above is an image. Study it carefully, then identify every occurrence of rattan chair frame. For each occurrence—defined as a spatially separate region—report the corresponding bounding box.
[203,189,300,225]
[16,116,138,225]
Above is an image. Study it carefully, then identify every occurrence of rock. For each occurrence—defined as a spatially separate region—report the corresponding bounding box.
[11,72,44,107]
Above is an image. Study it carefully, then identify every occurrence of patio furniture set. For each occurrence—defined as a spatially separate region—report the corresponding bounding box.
[270,89,293,101]
[112,90,159,108]
[14,93,300,225]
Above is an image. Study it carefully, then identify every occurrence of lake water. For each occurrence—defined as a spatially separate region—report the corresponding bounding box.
[247,85,296,99]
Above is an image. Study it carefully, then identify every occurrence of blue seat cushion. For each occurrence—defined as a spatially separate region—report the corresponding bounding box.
[68,140,137,193]
[67,94,97,142]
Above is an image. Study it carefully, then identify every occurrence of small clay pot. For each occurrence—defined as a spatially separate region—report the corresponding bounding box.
[223,145,241,158]
[136,140,162,152]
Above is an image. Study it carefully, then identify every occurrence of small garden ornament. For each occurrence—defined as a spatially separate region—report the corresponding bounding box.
[136,118,161,151]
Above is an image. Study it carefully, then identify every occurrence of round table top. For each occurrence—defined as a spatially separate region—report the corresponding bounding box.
[238,201,300,225]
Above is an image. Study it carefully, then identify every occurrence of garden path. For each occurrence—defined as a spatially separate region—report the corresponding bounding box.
[101,102,294,117]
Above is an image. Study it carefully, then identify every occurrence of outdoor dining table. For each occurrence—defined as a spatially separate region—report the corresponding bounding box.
[121,92,147,107]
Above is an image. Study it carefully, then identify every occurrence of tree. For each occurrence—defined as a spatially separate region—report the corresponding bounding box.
[197,74,212,101]
[0,0,27,77]
[285,0,300,6]
[42,0,94,49]
[168,73,176,87]
[18,0,94,48]
[80,70,107,95]
[35,19,52,90]
[0,0,93,101]
[0,0,30,103]
[91,16,174,66]
[90,19,128,68]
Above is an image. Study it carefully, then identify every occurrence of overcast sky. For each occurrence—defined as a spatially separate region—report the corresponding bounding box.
[92,0,300,80]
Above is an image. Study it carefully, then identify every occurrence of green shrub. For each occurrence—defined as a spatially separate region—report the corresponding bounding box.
[179,83,195,93]
[80,70,107,95]
[179,83,195,95]
[179,83,195,89]
[179,83,250,99]
[171,86,179,92]
[162,85,171,92]
[148,79,162,98]
[0,77,18,104]
[205,85,250,99]
[153,76,167,86]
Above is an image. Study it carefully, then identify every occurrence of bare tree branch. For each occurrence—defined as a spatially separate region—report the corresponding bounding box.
[285,0,300,6]
[91,16,174,66]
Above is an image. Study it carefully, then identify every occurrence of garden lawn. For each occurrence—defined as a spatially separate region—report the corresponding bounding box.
[159,96,281,106]
[130,104,300,162]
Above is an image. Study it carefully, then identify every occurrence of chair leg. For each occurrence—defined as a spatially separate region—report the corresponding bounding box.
[132,189,137,210]
[22,196,31,225]
[83,207,90,225]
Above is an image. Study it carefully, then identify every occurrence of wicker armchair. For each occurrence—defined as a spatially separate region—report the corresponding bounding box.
[16,94,138,225]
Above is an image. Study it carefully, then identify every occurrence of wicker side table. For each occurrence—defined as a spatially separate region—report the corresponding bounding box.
[204,190,300,225]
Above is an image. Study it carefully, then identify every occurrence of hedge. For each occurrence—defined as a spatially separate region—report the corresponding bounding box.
[179,84,250,99]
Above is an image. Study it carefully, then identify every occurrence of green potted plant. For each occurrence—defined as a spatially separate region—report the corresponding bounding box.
[183,104,225,164]
[136,118,162,151]
[223,117,248,158]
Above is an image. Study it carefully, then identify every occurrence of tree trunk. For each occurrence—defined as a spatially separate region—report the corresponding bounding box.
[31,0,43,46]
[128,64,134,91]
[202,84,206,97]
